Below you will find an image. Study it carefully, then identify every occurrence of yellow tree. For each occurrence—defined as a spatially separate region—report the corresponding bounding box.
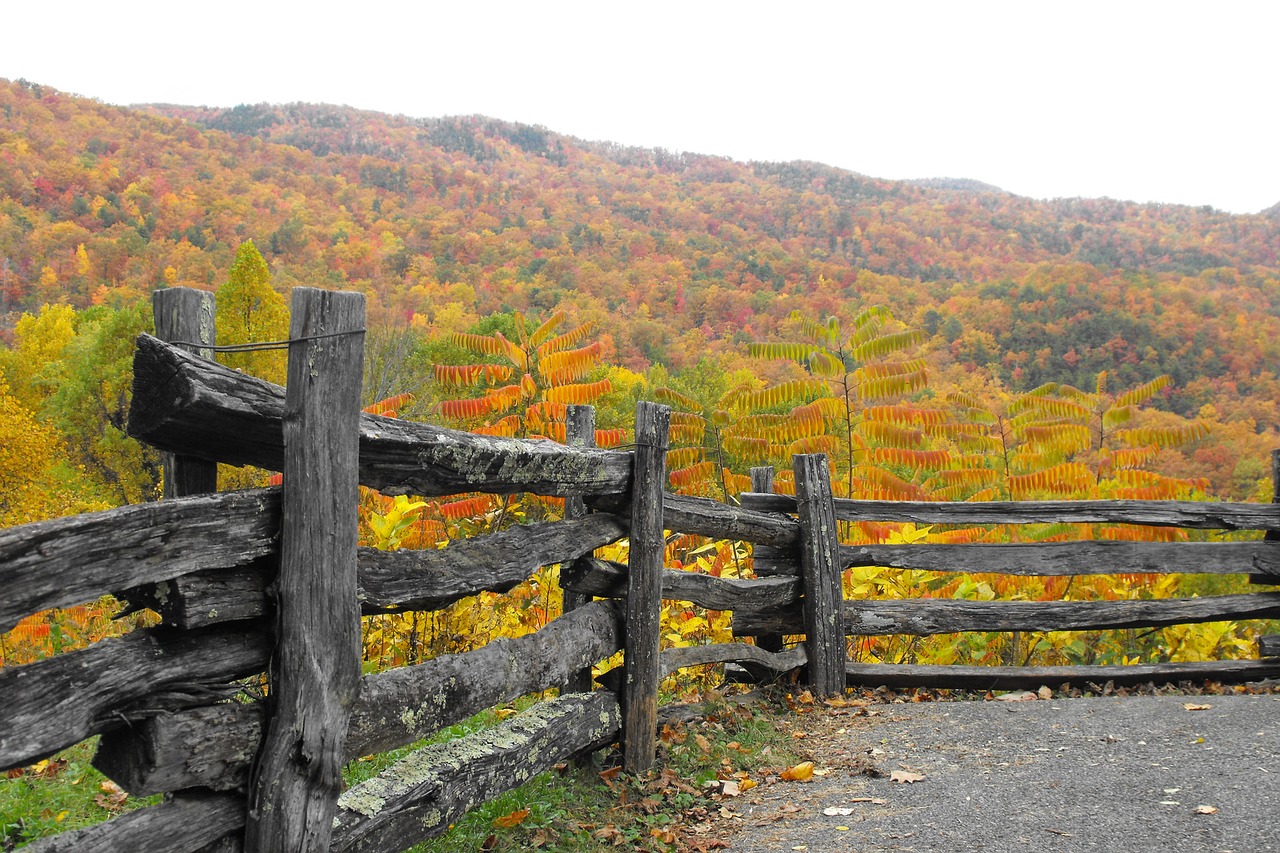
[216,240,290,385]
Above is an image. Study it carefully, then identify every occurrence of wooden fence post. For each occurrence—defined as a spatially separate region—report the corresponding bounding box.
[792,454,845,697]
[245,289,365,852]
[624,401,670,774]
[748,466,786,656]
[561,404,596,695]
[152,288,218,497]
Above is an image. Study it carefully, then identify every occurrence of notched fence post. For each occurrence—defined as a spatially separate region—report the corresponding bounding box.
[623,401,670,773]
[792,454,845,697]
[244,288,365,852]
[153,287,218,497]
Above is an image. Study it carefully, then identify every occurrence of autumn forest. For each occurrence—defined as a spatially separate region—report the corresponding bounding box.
[3,75,1280,675]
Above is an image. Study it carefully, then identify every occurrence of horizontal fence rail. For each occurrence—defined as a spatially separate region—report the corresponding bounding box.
[740,493,1280,530]
[130,333,634,498]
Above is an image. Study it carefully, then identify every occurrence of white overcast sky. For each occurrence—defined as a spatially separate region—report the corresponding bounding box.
[5,1,1278,213]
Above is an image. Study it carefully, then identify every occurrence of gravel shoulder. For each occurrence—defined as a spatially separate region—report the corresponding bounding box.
[713,692,1280,853]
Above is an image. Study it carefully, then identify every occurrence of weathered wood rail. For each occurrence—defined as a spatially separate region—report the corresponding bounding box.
[739,474,1280,692]
[5,285,1280,851]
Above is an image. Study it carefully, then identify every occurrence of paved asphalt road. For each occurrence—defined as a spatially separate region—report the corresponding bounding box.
[720,693,1280,853]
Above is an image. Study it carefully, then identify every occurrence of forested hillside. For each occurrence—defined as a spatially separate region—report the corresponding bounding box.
[3,77,1280,511]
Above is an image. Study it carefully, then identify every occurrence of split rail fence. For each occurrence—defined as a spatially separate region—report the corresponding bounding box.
[3,285,1280,851]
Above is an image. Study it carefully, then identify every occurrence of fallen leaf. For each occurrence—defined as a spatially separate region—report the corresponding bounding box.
[721,780,742,797]
[94,779,129,812]
[695,733,712,754]
[738,778,757,793]
[1184,703,1212,712]
[891,770,926,784]
[1195,805,1219,815]
[781,761,815,782]
[823,807,857,816]
[650,827,677,843]
[1038,686,1054,700]
[997,691,1038,702]
[835,825,850,831]
[495,707,519,720]
[493,808,529,829]
[796,690,815,704]
[480,834,498,851]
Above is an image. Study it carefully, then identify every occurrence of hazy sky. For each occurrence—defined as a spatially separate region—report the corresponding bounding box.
[5,1,1277,213]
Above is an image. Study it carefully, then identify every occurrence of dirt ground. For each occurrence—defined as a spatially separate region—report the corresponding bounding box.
[702,688,1280,853]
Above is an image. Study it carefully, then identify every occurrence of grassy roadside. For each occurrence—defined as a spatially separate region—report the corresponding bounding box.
[1,685,811,852]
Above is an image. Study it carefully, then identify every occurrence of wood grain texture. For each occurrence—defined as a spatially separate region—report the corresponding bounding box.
[844,659,1280,690]
[0,488,279,634]
[22,790,244,853]
[130,515,629,629]
[733,592,1280,636]
[561,404,597,694]
[747,466,786,655]
[0,621,270,771]
[1258,634,1280,657]
[560,556,798,611]
[840,541,1280,576]
[660,643,806,678]
[792,454,844,698]
[153,287,219,498]
[588,491,801,547]
[129,334,632,497]
[331,693,621,853]
[93,601,624,795]
[739,493,1280,530]
[623,402,669,773]
[245,289,364,853]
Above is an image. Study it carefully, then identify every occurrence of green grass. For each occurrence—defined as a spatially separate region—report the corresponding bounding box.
[0,739,162,850]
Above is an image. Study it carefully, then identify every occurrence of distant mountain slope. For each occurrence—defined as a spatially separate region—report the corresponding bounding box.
[2,79,1279,423]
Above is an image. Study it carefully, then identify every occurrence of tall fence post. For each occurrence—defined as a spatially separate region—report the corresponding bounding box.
[152,288,218,497]
[624,401,670,773]
[747,466,787,656]
[245,288,365,852]
[792,453,845,697]
[562,404,596,695]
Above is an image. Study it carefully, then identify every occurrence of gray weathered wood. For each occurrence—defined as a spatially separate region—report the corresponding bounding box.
[0,621,270,771]
[361,514,629,613]
[561,404,598,694]
[22,790,244,853]
[246,289,364,853]
[844,659,1280,690]
[1258,634,1280,657]
[153,287,219,497]
[0,488,279,634]
[95,601,624,795]
[793,454,844,697]
[589,491,801,547]
[624,401,669,773]
[733,592,1280,636]
[129,334,632,497]
[132,515,629,629]
[660,642,806,678]
[840,541,1280,577]
[330,692,621,853]
[747,467,788,655]
[561,555,799,611]
[739,493,1280,530]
